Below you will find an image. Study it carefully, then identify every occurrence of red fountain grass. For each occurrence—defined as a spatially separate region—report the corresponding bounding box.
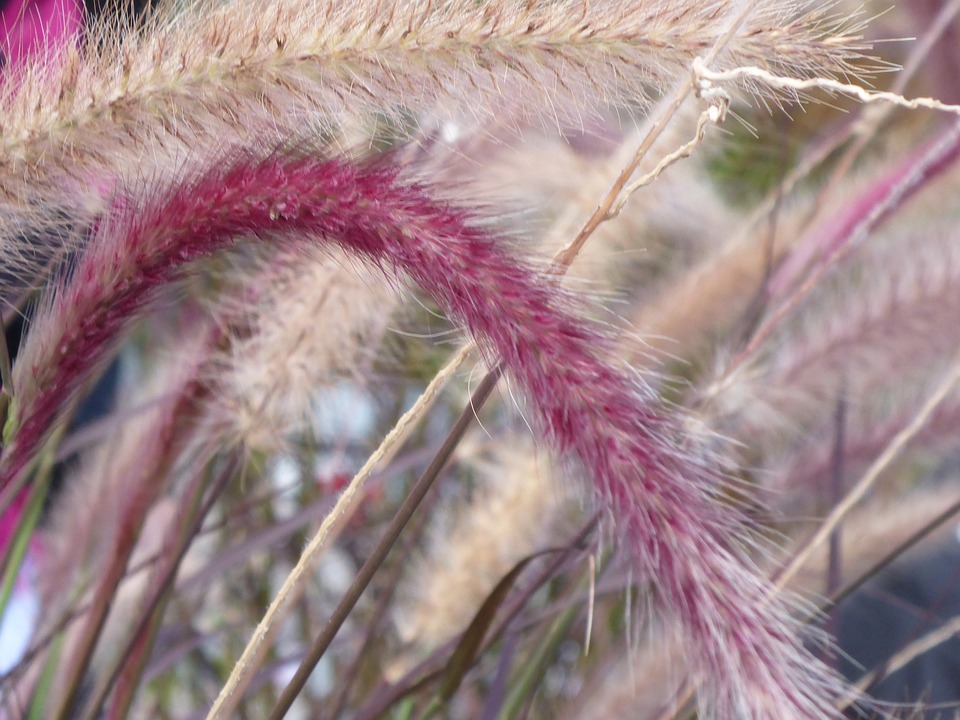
[4,149,841,718]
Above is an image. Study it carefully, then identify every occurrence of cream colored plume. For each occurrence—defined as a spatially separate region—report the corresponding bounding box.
[394,437,573,653]
[0,0,869,282]
[216,249,399,449]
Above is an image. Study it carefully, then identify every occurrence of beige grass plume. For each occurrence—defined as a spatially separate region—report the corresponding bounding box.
[213,248,399,450]
[394,436,573,654]
[0,0,870,284]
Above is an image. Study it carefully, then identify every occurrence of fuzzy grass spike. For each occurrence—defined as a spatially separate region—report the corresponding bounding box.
[3,149,843,718]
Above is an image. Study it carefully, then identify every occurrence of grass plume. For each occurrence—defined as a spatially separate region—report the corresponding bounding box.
[3,0,937,716]
[0,0,871,285]
[2,147,845,717]
[395,438,571,653]
[214,248,398,449]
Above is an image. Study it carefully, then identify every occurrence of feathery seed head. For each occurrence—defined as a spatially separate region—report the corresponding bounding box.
[214,248,399,449]
[396,439,572,651]
[1,149,845,718]
[0,0,873,282]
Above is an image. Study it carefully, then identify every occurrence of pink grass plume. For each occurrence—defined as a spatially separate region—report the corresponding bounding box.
[4,149,843,718]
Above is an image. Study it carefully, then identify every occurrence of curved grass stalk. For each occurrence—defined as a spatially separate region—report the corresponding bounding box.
[0,147,844,718]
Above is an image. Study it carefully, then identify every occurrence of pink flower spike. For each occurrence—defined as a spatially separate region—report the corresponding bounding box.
[6,151,843,718]
[769,120,960,301]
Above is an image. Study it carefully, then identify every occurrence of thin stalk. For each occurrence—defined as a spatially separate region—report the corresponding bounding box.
[0,322,11,395]
[26,631,65,720]
[268,365,502,720]
[823,494,960,614]
[496,605,581,720]
[328,487,435,719]
[774,350,960,595]
[0,430,58,624]
[497,553,610,720]
[352,515,599,720]
[79,453,240,720]
[205,345,472,719]
[48,375,209,720]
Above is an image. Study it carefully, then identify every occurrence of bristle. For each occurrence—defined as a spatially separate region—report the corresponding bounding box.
[0,0,83,73]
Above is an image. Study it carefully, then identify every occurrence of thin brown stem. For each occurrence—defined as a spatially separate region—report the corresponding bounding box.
[268,365,503,719]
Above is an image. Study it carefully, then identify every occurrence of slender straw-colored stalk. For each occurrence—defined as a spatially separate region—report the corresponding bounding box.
[773,350,960,595]
[204,342,473,718]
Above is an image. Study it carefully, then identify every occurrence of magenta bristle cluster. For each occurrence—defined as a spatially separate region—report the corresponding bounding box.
[3,151,838,718]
